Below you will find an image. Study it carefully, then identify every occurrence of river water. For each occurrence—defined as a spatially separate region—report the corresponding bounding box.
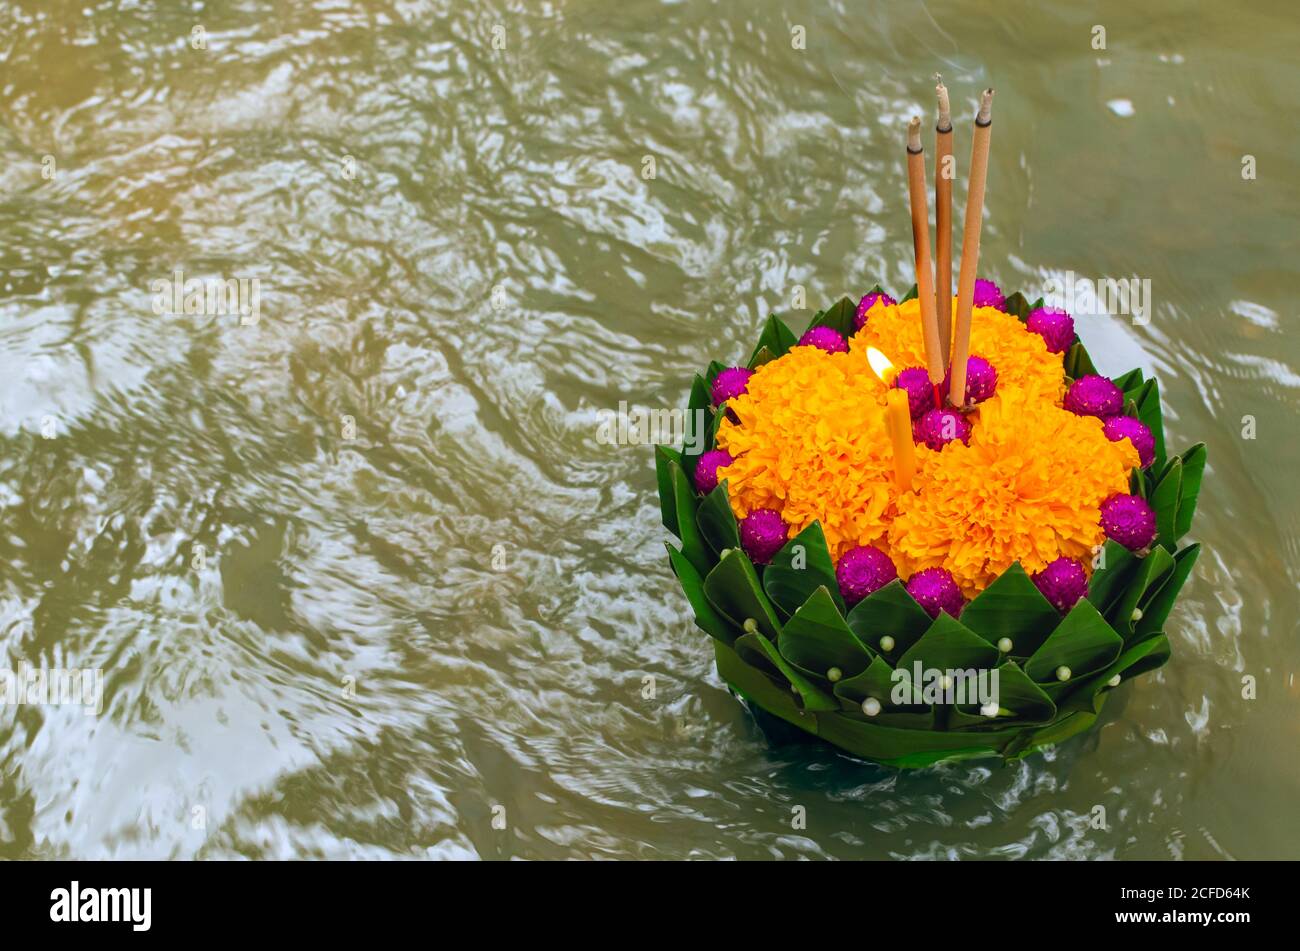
[0,1,1296,859]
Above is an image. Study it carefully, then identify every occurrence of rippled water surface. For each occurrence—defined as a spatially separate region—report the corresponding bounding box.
[1,0,1297,859]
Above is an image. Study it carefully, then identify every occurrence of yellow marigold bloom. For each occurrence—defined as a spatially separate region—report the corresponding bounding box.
[888,393,1139,597]
[851,298,1066,404]
[716,344,898,555]
[713,301,1137,599]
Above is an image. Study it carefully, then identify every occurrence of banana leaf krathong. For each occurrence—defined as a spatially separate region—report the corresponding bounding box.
[657,289,1204,768]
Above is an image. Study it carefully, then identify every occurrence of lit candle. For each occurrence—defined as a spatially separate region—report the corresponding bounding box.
[866,347,916,492]
[885,389,916,492]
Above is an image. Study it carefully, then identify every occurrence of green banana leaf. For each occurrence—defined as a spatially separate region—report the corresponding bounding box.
[1025,598,1123,694]
[1062,632,1172,713]
[1135,544,1201,639]
[763,521,843,615]
[807,296,857,337]
[748,345,776,370]
[1086,540,1139,615]
[1110,544,1175,639]
[1176,444,1206,539]
[1001,291,1032,321]
[1064,341,1099,380]
[777,586,874,682]
[1131,378,1167,471]
[734,630,838,712]
[654,444,682,536]
[896,612,1000,674]
[1151,458,1182,551]
[703,548,782,640]
[670,462,712,576]
[696,481,740,555]
[666,544,740,645]
[748,314,799,365]
[958,561,1061,656]
[845,579,934,658]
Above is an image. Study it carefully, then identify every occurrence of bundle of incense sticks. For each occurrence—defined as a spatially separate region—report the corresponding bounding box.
[904,81,994,410]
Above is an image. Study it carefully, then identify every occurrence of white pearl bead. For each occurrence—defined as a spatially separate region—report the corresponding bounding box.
[879,636,895,652]
[940,675,953,691]
[1108,674,1122,688]
[827,667,842,683]
[1056,666,1072,682]
[980,701,999,718]
[997,637,1013,653]
[861,697,881,716]
[1131,608,1144,621]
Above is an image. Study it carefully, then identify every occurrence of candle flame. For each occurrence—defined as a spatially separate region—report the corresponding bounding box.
[866,347,897,385]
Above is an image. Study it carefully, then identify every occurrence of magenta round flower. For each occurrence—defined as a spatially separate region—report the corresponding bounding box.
[1099,493,1157,550]
[693,449,733,494]
[972,278,1005,310]
[913,408,972,450]
[1026,306,1075,354]
[906,567,965,619]
[835,545,898,606]
[853,291,896,331]
[895,366,934,419]
[1102,415,1155,468]
[1064,374,1124,417]
[797,325,849,353]
[710,367,753,407]
[1031,557,1090,613]
[941,355,998,405]
[740,509,787,565]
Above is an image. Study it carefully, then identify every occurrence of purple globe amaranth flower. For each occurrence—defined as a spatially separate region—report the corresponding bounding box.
[797,325,849,353]
[1026,306,1075,354]
[854,291,897,331]
[740,509,788,565]
[972,278,1005,310]
[1032,557,1090,614]
[711,367,753,407]
[1099,493,1157,551]
[1102,415,1156,468]
[907,567,965,619]
[1064,374,1124,418]
[941,355,998,405]
[693,449,733,494]
[913,408,972,451]
[835,545,898,606]
[895,366,934,419]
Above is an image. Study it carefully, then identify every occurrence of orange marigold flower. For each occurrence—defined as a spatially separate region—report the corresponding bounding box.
[715,344,897,555]
[888,393,1139,597]
[713,304,1134,599]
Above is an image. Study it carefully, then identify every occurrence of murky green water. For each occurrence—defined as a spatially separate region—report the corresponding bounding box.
[0,1,1297,859]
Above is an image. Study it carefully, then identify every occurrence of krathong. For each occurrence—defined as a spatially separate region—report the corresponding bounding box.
[656,86,1206,767]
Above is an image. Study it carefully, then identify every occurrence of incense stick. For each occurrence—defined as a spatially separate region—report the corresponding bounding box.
[950,88,994,408]
[934,75,954,367]
[906,117,944,385]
